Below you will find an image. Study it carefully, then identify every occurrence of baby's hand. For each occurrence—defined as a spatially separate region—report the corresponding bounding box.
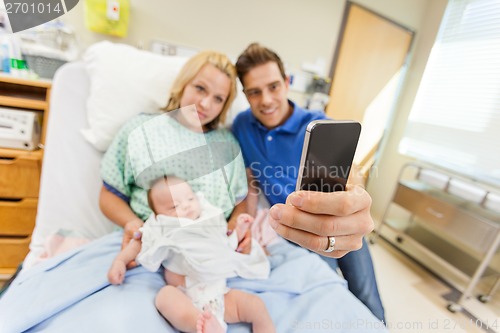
[235,214,254,243]
[123,219,144,268]
[108,260,126,285]
[237,213,254,224]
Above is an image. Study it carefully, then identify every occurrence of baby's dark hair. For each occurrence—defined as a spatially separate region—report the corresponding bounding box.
[147,177,167,214]
[147,175,187,214]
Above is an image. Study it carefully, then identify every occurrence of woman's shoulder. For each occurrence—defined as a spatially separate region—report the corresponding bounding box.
[105,113,160,154]
[114,113,159,138]
[210,127,239,144]
[124,113,158,128]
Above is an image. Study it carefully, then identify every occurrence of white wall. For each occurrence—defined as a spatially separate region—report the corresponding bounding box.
[61,0,449,223]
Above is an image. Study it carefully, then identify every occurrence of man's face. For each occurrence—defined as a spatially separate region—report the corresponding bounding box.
[242,62,292,129]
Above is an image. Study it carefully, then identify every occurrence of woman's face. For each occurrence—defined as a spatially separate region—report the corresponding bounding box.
[177,63,231,131]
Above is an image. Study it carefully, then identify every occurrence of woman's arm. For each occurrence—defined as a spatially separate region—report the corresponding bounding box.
[227,168,258,228]
[99,185,141,228]
[227,200,251,253]
[108,239,142,285]
[227,200,248,230]
[244,168,259,217]
[227,169,258,253]
[99,185,144,249]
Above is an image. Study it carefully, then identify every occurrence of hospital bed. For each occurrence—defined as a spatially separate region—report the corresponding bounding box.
[0,42,387,333]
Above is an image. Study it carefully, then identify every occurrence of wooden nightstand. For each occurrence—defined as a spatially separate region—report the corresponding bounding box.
[0,74,51,277]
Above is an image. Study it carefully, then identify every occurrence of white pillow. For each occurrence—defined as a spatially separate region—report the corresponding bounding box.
[224,78,249,127]
[81,41,189,151]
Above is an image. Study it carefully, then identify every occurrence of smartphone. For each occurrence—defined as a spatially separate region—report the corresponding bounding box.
[296,120,361,192]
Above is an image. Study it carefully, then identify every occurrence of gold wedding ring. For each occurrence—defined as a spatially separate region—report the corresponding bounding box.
[324,236,335,253]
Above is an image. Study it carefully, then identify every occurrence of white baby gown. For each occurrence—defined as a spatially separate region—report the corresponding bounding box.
[136,194,270,329]
[137,193,270,279]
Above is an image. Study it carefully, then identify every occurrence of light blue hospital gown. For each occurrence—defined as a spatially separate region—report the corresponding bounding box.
[100,113,247,220]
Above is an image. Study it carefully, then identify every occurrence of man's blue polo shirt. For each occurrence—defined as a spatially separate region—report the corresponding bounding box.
[232,101,327,206]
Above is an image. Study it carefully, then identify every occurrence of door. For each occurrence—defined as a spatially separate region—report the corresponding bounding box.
[326,2,414,178]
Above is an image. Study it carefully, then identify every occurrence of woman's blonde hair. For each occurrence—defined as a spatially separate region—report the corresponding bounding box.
[164,51,237,130]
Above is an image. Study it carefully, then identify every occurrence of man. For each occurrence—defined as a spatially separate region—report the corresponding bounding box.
[232,43,385,322]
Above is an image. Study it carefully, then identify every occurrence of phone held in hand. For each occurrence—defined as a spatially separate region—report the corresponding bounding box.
[296,120,361,192]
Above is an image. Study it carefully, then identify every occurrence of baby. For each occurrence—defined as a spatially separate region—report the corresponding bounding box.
[108,176,275,333]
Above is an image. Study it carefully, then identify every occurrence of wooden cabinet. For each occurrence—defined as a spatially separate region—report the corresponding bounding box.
[374,163,500,312]
[0,74,51,277]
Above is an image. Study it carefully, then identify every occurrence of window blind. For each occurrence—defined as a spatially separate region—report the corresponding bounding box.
[399,0,500,187]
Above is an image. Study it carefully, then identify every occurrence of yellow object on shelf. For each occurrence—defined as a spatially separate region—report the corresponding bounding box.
[84,0,130,37]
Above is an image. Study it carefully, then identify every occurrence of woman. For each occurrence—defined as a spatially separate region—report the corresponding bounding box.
[99,51,248,250]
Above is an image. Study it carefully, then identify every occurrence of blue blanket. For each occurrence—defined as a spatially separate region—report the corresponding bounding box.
[0,232,387,333]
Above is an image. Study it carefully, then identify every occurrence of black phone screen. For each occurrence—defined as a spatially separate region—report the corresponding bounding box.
[297,120,361,192]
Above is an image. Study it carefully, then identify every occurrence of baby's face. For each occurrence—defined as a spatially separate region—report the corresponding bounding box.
[152,181,201,220]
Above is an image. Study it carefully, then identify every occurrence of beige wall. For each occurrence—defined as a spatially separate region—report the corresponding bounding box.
[354,0,429,29]
[366,0,448,224]
[62,0,440,73]
[62,0,345,73]
[62,0,449,223]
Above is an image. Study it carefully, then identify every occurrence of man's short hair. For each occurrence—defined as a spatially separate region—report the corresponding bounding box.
[235,43,287,85]
[147,178,165,213]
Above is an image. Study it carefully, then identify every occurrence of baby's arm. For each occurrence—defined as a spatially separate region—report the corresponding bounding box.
[108,239,142,285]
[234,213,253,243]
[227,213,253,251]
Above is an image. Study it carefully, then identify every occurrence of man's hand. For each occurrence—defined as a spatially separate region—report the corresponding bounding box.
[268,185,374,258]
